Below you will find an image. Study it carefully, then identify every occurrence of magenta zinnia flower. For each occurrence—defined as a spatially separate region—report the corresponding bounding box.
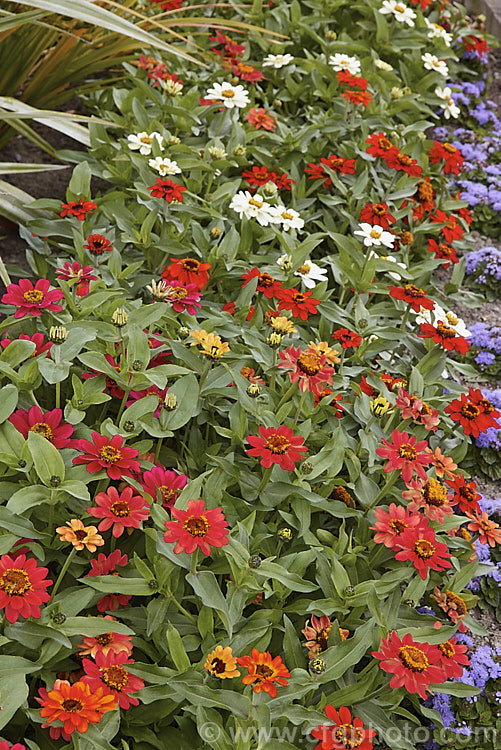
[163,281,202,315]
[72,432,140,480]
[1,332,52,358]
[81,650,144,709]
[87,486,150,538]
[141,466,188,509]
[164,498,229,556]
[375,429,433,484]
[9,406,76,449]
[0,554,52,623]
[2,279,64,318]
[56,261,97,297]
[86,550,130,612]
[278,345,335,393]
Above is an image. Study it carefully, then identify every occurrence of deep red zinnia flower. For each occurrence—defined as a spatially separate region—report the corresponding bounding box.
[162,257,211,289]
[163,498,229,556]
[372,631,445,699]
[427,238,458,269]
[276,288,320,320]
[445,474,481,515]
[82,650,144,709]
[246,424,308,471]
[2,278,64,318]
[444,387,500,437]
[365,132,398,160]
[1,332,52,358]
[241,268,283,299]
[0,553,52,623]
[336,70,368,90]
[332,328,362,349]
[141,466,188,509]
[242,165,277,187]
[60,198,97,220]
[429,141,464,175]
[87,486,150,538]
[311,704,376,750]
[389,285,435,312]
[84,234,113,255]
[376,429,433,484]
[72,432,140,480]
[148,178,186,203]
[394,525,452,579]
[86,550,130,612]
[360,201,396,229]
[436,637,470,680]
[431,209,465,243]
[385,150,423,178]
[9,406,76,449]
[418,323,470,354]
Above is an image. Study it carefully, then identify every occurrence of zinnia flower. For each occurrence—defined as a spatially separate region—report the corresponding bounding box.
[436,638,470,680]
[394,525,452,579]
[141,466,188,508]
[301,614,332,658]
[372,631,445,699]
[431,209,464,242]
[59,198,97,220]
[56,519,104,553]
[2,279,64,318]
[389,285,434,312]
[311,705,376,750]
[190,329,230,359]
[9,406,76,448]
[354,223,394,248]
[162,257,211,289]
[385,150,422,177]
[370,503,424,549]
[229,191,274,225]
[432,588,468,625]
[379,0,417,26]
[241,268,283,299]
[82,650,144,709]
[262,53,294,68]
[332,328,362,348]
[39,679,117,735]
[466,511,501,547]
[328,53,361,75]
[86,550,130,612]
[56,261,97,296]
[87,486,150,538]
[360,201,396,229]
[205,82,250,108]
[365,132,398,160]
[1,332,52,358]
[127,131,163,155]
[444,387,500,438]
[245,107,277,131]
[428,239,458,268]
[418,321,469,354]
[237,649,290,697]
[427,446,457,479]
[246,425,308,470]
[445,474,481,515]
[84,234,113,255]
[204,646,240,678]
[376,429,433,484]
[72,433,140,480]
[404,477,454,523]
[429,141,464,174]
[148,178,186,203]
[0,553,51,623]
[77,616,133,658]
[278,345,335,393]
[163,498,229,556]
[276,288,320,320]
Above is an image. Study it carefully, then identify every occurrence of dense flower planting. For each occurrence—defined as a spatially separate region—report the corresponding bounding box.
[0,1,500,749]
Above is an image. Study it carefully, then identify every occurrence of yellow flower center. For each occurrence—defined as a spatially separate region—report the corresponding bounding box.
[101,665,128,691]
[446,313,459,326]
[99,446,122,464]
[438,641,455,658]
[248,197,263,208]
[394,4,405,11]
[297,352,322,376]
[398,443,417,460]
[0,568,33,596]
[399,645,428,672]
[29,422,53,441]
[23,290,44,304]
[265,434,291,454]
[404,284,425,297]
[184,515,209,537]
[110,501,130,518]
[221,88,235,98]
[282,211,293,220]
[423,478,448,507]
[334,726,364,749]
[370,228,382,238]
[140,136,152,144]
[414,539,435,559]
[297,263,311,274]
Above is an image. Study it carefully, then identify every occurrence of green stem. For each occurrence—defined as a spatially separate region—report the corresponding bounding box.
[110,535,116,553]
[294,390,307,425]
[190,549,199,575]
[368,471,400,510]
[55,381,61,410]
[116,387,131,423]
[171,595,198,626]
[275,382,297,412]
[51,547,77,598]
[155,437,164,464]
[257,466,273,495]
[400,306,411,333]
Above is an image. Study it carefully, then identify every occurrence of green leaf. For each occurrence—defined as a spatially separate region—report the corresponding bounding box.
[80,575,155,596]
[0,384,18,423]
[27,430,65,485]
[59,617,134,637]
[253,560,318,593]
[166,624,191,672]
[186,571,231,636]
[159,372,199,432]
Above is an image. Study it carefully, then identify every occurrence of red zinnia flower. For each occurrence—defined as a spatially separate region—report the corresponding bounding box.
[82,650,144,709]
[86,550,130,612]
[1,332,52,358]
[320,154,357,175]
[231,61,264,82]
[0,553,51,623]
[162,257,211,289]
[163,498,229,556]
[9,406,76,449]
[336,70,368,90]
[394,525,452,579]
[429,141,464,175]
[376,429,433,484]
[60,198,97,220]
[311,705,376,750]
[436,638,470,680]
[84,234,113,255]
[236,649,290,697]
[77,615,133,659]
[410,0,431,8]
[463,35,489,56]
[87,486,150,538]
[372,631,445,699]
[38,679,117,735]
[276,288,320,320]
[342,89,372,107]
[241,268,283,299]
[370,503,424,549]
[389,285,435,312]
[245,107,276,131]
[72,433,140,480]
[278,345,335,393]
[242,165,277,187]
[360,202,396,229]
[431,209,465,242]
[444,387,500,437]
[246,424,307,471]
[141,466,188,509]
[2,278,64,319]
[418,323,469,354]
[148,178,186,203]
[332,328,362,349]
[385,150,423,178]
[445,474,481,515]
[365,132,398,160]
[56,261,97,297]
[427,238,458,269]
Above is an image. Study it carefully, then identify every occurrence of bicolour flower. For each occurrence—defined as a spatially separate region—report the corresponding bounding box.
[444,387,500,438]
[0,553,51,623]
[56,519,104,553]
[332,328,362,348]
[328,53,361,75]
[148,156,181,175]
[237,649,290,697]
[60,198,97,220]
[294,260,328,289]
[86,550,130,612]
[379,0,416,25]
[84,234,113,255]
[360,202,396,229]
[77,616,133,658]
[73,433,141,480]
[354,223,394,248]
[82,650,144,710]
[263,53,294,68]
[278,345,335,393]
[370,503,424,549]
[418,322,469,354]
[148,178,186,203]
[245,107,277,131]
[204,646,240,678]
[9,406,76,449]
[376,429,433,484]
[2,279,64,319]
[87,486,150,538]
[389,285,434,312]
[127,131,163,155]
[229,191,274,225]
[141,466,188,508]
[435,86,460,119]
[432,588,468,625]
[403,477,454,523]
[466,511,501,547]
[428,142,464,175]
[422,53,448,77]
[205,82,250,108]
[301,614,332,658]
[445,474,481,515]
[162,257,211,289]
[56,261,97,297]
[246,424,307,471]
[372,631,444,699]
[311,705,376,750]
[164,498,229,556]
[436,638,470,681]
[39,679,117,735]
[159,281,202,314]
[190,329,230,359]
[427,239,459,268]
[276,288,320,320]
[394,525,452,579]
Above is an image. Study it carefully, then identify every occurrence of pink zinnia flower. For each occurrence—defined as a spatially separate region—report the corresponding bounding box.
[141,466,188,509]
[9,406,76,449]
[81,650,144,709]
[56,261,97,297]
[376,429,433,484]
[77,615,133,658]
[372,631,445,699]
[162,280,202,315]
[0,553,52,623]
[87,486,150,538]
[1,278,64,318]
[126,385,169,418]
[1,332,52,358]
[164,498,229,556]
[403,478,454,523]
[394,526,453,579]
[246,425,308,471]
[72,433,140,480]
[278,345,335,393]
[370,503,424,549]
[86,550,130,612]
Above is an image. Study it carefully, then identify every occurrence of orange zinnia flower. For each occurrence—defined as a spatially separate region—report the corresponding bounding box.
[39,679,117,735]
[245,107,277,131]
[56,519,104,552]
[204,646,240,678]
[237,649,290,697]
[466,511,501,547]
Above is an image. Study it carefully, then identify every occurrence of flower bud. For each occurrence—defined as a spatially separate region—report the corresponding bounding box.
[18,459,26,468]
[49,325,68,344]
[266,332,283,349]
[163,393,177,411]
[210,227,223,240]
[309,657,326,675]
[370,395,392,417]
[404,599,415,608]
[358,318,368,329]
[148,579,159,590]
[272,99,283,108]
[208,146,227,160]
[417,131,426,141]
[166,135,181,146]
[279,255,294,273]
[178,326,190,340]
[132,360,143,371]
[262,181,278,197]
[301,461,313,475]
[232,144,246,157]
[277,527,293,542]
[111,308,128,327]
[248,555,262,569]
[246,383,261,398]
[161,79,183,97]
[390,87,404,100]
[344,585,356,597]
[123,420,135,432]
[325,30,337,41]
[50,476,61,487]
[52,612,66,625]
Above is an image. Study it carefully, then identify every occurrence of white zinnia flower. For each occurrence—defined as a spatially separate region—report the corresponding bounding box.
[374,59,394,71]
[379,0,417,26]
[380,255,407,281]
[127,131,163,156]
[435,86,460,119]
[148,156,181,176]
[328,53,361,75]
[425,18,453,47]
[263,53,294,68]
[354,223,395,249]
[294,260,328,288]
[229,191,273,226]
[205,82,250,109]
[269,205,305,231]
[422,53,449,77]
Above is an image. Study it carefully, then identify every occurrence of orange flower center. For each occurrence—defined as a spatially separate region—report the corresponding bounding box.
[238,63,255,73]
[62,699,84,712]
[255,664,274,679]
[258,273,275,288]
[297,352,322,376]
[184,515,209,537]
[459,485,476,502]
[95,633,113,646]
[438,243,453,256]
[398,443,417,460]
[478,398,494,414]
[397,153,412,166]
[159,486,175,503]
[461,403,480,419]
[23,289,44,304]
[423,478,447,506]
[248,197,263,208]
[331,487,354,507]
[0,567,32,596]
[292,291,306,303]
[446,218,457,230]
[445,591,467,615]
[140,136,152,144]
[102,665,128,691]
[414,539,435,559]
[389,519,407,534]
[29,422,53,441]
[404,284,425,297]
[418,181,434,201]
[438,641,455,658]
[282,211,294,220]
[436,322,456,338]
[297,263,311,274]
[110,501,130,518]
[328,158,344,169]
[265,434,291,454]
[395,3,405,10]
[334,726,364,749]
[443,143,457,153]
[99,446,122,464]
[378,137,393,150]
[315,626,331,651]
[181,259,200,271]
[399,645,429,672]
[170,287,188,300]
[373,204,387,215]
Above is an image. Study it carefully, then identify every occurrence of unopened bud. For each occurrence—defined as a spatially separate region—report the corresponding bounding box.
[123,420,135,432]
[325,29,337,41]
[166,135,181,146]
[163,393,177,410]
[50,475,61,487]
[344,585,356,597]
[210,227,223,240]
[161,79,183,97]
[417,131,426,141]
[232,144,246,157]
[52,612,66,624]
[279,255,294,273]
[267,332,283,349]
[301,461,313,475]
[390,87,404,100]
[358,318,368,329]
[178,326,190,340]
[111,308,128,327]
[262,181,278,197]
[132,360,143,371]
[309,657,326,675]
[248,555,262,569]
[208,146,227,160]
[272,99,283,108]
[49,325,68,344]
[246,383,261,398]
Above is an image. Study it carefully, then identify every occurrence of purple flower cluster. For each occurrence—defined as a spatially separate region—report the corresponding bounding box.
[474,389,501,450]
[465,246,501,284]
[467,495,501,592]
[468,322,501,371]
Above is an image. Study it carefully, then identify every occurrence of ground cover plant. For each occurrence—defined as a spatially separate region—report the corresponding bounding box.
[0,1,500,749]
